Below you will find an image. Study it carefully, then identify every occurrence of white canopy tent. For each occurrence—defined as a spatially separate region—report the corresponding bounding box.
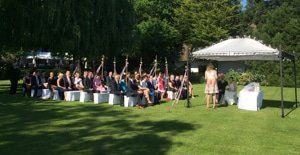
[193,37,280,61]
[192,37,297,117]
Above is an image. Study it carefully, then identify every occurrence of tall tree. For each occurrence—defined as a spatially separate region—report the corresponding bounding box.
[0,0,135,61]
[241,0,300,86]
[175,0,241,49]
[132,0,182,66]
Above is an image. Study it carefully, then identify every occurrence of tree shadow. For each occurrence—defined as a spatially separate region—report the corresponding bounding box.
[0,98,196,155]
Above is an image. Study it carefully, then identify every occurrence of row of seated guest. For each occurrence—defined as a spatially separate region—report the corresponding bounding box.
[164,74,194,99]
[23,69,193,103]
[23,69,107,100]
[22,70,48,97]
[53,71,107,100]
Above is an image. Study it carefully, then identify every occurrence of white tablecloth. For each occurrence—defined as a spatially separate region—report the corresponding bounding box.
[238,90,263,111]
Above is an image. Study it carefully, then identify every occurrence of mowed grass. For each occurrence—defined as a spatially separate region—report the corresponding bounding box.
[0,80,299,155]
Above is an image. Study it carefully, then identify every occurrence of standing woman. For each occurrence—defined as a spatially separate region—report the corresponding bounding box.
[205,63,218,109]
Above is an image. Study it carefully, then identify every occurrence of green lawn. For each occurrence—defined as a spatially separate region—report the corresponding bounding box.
[0,80,299,155]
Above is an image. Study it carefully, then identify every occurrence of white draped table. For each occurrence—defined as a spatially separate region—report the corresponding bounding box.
[238,89,263,111]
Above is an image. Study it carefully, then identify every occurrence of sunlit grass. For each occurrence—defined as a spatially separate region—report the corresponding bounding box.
[0,80,299,155]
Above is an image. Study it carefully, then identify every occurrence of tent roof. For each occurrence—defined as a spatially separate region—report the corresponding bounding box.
[26,52,53,60]
[192,37,281,61]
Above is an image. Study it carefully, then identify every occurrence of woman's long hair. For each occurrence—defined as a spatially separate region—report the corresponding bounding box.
[206,63,214,71]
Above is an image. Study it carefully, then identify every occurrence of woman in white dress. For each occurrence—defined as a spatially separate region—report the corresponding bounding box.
[205,63,218,109]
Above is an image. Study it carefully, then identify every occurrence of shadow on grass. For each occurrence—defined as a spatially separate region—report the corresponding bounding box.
[262,100,296,109]
[262,100,298,117]
[0,94,196,155]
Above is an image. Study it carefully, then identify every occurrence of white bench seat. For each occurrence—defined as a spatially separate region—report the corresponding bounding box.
[65,91,81,101]
[124,96,137,107]
[93,93,109,104]
[108,94,123,105]
[41,89,51,99]
[80,92,93,102]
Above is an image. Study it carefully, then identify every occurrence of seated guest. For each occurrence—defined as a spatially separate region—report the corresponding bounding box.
[93,75,106,93]
[31,70,43,97]
[106,71,114,91]
[40,71,48,88]
[226,77,237,92]
[135,73,141,83]
[224,77,238,105]
[174,75,181,89]
[22,72,31,97]
[149,75,157,90]
[217,73,228,104]
[65,70,74,90]
[83,71,93,93]
[64,70,74,99]
[168,74,178,92]
[110,74,122,95]
[88,72,94,89]
[157,73,166,100]
[48,72,57,91]
[57,72,66,100]
[74,72,84,90]
[149,75,159,103]
[138,75,152,105]
[126,74,139,97]
[120,74,127,94]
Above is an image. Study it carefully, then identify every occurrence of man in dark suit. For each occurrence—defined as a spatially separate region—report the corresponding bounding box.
[106,71,114,91]
[31,70,43,97]
[126,74,139,97]
[83,71,92,93]
[65,70,74,90]
[110,74,122,95]
[217,73,228,104]
[9,63,21,95]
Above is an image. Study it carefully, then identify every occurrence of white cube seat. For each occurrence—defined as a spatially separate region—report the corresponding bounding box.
[80,91,93,102]
[124,96,137,107]
[167,91,175,100]
[94,93,109,104]
[52,90,60,100]
[108,94,123,105]
[41,89,51,99]
[65,91,81,101]
[31,89,42,97]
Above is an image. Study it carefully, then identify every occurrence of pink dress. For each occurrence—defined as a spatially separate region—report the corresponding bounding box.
[93,79,106,92]
[205,70,218,94]
[158,77,165,93]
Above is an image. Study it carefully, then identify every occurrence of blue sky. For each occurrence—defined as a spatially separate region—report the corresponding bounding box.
[241,0,247,7]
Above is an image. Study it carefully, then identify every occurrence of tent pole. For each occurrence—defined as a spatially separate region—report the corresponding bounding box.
[280,52,284,118]
[186,51,191,108]
[293,52,298,108]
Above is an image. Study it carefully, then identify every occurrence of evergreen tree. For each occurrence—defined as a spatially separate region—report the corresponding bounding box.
[241,0,300,86]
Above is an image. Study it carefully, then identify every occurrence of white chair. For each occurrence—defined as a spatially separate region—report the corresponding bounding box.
[124,96,137,107]
[167,91,175,100]
[41,89,51,99]
[94,93,109,104]
[80,91,93,102]
[31,89,42,97]
[52,90,60,100]
[108,94,123,105]
[65,91,81,101]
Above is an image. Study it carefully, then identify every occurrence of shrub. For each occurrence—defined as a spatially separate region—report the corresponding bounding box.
[224,69,241,84]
